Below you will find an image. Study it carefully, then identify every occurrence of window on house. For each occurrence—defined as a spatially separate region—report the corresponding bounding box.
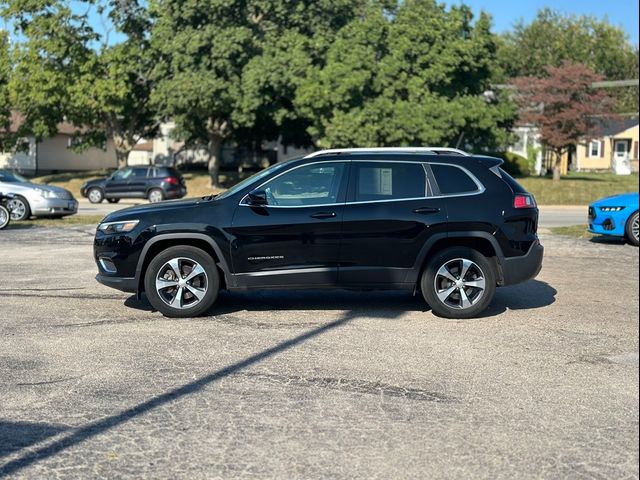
[589,140,601,157]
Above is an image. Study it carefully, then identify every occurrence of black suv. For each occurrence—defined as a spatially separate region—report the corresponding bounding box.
[94,148,543,319]
[81,166,186,204]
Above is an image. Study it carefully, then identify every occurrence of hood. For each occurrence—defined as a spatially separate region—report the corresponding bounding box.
[592,192,639,207]
[101,197,205,223]
[0,180,73,197]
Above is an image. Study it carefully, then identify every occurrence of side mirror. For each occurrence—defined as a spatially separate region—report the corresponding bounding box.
[247,189,268,206]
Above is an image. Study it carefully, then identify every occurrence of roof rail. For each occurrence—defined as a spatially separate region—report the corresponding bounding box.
[304,147,471,158]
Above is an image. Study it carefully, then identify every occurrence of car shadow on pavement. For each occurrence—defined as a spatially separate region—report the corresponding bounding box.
[124,279,557,319]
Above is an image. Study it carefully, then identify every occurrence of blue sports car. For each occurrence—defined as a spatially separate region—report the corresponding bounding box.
[588,192,639,246]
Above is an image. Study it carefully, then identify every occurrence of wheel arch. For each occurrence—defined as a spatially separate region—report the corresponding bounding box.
[135,233,230,293]
[411,232,504,285]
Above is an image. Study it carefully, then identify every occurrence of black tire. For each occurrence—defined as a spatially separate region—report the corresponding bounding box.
[107,198,120,204]
[87,187,104,204]
[147,188,164,203]
[625,211,639,247]
[421,247,496,319]
[0,205,10,229]
[144,246,219,318]
[8,195,30,221]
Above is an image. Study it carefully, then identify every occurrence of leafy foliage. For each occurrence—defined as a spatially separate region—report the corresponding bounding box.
[295,0,515,150]
[0,31,11,150]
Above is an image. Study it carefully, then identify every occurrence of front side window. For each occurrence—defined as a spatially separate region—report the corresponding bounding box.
[353,162,426,202]
[112,168,133,181]
[262,162,346,206]
[430,164,480,195]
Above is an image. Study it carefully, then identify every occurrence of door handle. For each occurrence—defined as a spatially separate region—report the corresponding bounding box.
[310,212,337,219]
[412,207,440,214]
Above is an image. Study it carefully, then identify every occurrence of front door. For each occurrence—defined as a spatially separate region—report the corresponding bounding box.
[614,140,629,161]
[338,160,447,286]
[104,167,133,197]
[127,167,151,198]
[230,161,349,288]
[614,140,632,175]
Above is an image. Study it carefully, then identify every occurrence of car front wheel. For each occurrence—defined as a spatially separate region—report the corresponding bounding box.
[8,196,30,221]
[626,211,639,246]
[421,247,496,319]
[144,246,220,318]
[87,187,104,204]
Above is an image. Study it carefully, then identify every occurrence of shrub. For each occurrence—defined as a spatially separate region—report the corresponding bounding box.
[483,151,532,177]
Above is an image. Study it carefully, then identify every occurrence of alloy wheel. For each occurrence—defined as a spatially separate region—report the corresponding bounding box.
[88,189,103,203]
[148,190,163,203]
[8,198,27,221]
[155,257,208,309]
[633,214,639,242]
[0,206,8,228]
[433,258,486,310]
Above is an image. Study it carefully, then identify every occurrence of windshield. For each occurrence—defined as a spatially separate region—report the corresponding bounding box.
[215,158,300,200]
[0,170,28,183]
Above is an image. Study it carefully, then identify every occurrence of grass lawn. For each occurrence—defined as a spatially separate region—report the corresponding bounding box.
[518,172,639,206]
[549,225,595,239]
[31,168,639,206]
[5,214,105,229]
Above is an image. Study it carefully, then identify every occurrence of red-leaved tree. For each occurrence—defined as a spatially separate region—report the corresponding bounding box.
[513,62,615,181]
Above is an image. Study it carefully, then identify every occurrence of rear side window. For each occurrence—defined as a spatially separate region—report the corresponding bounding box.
[353,162,426,202]
[131,168,150,177]
[430,164,479,195]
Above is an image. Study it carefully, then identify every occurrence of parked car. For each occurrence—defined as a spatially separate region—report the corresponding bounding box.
[80,166,187,204]
[588,192,639,246]
[0,192,13,229]
[0,169,78,221]
[94,147,543,319]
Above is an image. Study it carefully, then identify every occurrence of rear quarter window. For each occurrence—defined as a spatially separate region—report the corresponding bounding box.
[430,164,480,195]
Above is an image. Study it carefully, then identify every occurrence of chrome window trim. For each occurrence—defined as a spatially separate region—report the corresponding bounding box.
[238,159,484,208]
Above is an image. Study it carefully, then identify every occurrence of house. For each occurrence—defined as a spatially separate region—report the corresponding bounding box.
[570,118,639,174]
[1,112,119,175]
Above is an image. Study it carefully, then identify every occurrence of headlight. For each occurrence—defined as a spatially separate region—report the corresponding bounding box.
[35,188,58,199]
[600,206,625,212]
[97,220,140,234]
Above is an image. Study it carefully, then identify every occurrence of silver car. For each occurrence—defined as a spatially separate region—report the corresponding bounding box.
[0,169,78,221]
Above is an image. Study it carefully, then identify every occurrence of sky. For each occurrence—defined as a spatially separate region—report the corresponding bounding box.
[445,0,639,44]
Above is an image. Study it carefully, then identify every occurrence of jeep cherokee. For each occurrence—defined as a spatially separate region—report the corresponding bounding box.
[94,148,543,319]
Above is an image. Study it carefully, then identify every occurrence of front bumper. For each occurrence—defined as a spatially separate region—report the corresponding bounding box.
[31,197,78,217]
[501,241,544,286]
[96,274,137,293]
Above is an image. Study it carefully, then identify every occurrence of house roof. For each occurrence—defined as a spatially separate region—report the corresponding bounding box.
[2,110,83,135]
[596,117,639,137]
[132,141,153,152]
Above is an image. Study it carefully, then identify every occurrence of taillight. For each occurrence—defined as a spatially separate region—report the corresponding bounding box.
[514,194,536,209]
[164,176,179,185]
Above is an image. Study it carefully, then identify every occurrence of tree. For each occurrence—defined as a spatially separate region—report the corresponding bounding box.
[0,30,12,150]
[149,0,369,187]
[513,62,615,181]
[1,0,158,168]
[295,0,515,151]
[498,9,639,112]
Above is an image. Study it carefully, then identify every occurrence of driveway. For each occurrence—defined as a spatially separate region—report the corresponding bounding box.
[0,229,637,479]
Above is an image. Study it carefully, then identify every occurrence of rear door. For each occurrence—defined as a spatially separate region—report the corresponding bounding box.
[230,161,349,287]
[338,159,447,287]
[127,167,150,197]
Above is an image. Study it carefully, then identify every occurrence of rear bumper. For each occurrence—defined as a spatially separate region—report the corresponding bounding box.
[96,274,137,293]
[501,241,544,286]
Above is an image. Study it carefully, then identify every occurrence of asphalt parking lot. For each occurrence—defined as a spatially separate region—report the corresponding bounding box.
[0,227,638,479]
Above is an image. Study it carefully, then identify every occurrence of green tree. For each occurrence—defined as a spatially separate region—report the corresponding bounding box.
[149,0,369,187]
[0,30,12,150]
[498,8,639,112]
[296,0,515,150]
[1,0,158,167]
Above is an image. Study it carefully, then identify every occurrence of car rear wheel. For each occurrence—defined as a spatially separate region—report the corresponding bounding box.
[88,187,104,204]
[421,247,496,319]
[144,246,220,318]
[148,188,164,203]
[7,196,30,221]
[0,205,10,229]
[626,211,639,246]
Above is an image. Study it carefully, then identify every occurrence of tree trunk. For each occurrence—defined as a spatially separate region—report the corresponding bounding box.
[207,135,223,188]
[552,151,562,182]
[115,148,129,169]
